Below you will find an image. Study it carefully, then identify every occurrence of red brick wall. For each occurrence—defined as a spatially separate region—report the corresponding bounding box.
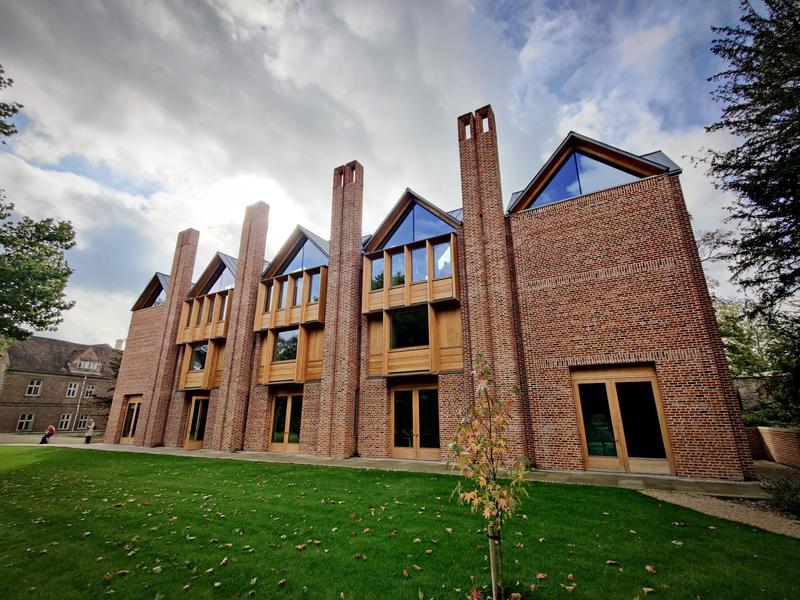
[139,228,199,447]
[243,385,270,452]
[163,390,189,447]
[457,106,528,460]
[318,162,363,458]
[298,382,320,455]
[212,202,269,452]
[105,305,165,443]
[438,371,467,461]
[509,174,751,480]
[750,427,800,469]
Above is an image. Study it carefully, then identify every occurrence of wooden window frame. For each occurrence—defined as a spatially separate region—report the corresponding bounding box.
[572,366,675,475]
[389,385,440,461]
[267,392,303,453]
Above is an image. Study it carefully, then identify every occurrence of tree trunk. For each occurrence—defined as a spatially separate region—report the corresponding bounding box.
[487,522,504,600]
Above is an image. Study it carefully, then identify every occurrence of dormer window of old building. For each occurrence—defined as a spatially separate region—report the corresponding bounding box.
[78,360,99,370]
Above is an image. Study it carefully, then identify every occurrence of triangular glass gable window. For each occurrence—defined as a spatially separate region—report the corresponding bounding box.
[207,266,235,294]
[141,281,166,308]
[381,203,454,250]
[279,238,328,275]
[531,151,641,208]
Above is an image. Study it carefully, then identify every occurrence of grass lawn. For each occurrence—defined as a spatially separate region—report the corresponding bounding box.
[0,447,797,599]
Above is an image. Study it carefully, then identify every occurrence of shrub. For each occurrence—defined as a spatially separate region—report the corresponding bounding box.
[761,472,800,517]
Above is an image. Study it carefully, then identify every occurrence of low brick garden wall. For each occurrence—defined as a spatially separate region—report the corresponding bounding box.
[746,426,800,469]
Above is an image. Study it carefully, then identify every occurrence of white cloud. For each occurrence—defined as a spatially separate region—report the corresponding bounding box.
[0,0,745,343]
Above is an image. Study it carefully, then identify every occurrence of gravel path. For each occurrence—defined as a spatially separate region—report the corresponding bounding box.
[641,490,799,539]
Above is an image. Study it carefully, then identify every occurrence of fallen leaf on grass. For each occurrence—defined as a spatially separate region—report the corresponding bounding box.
[250,577,258,586]
[645,565,656,574]
[536,573,548,581]
[671,540,683,546]
[278,579,286,587]
[561,583,576,592]
[402,569,409,578]
[214,582,221,588]
[182,584,191,590]
[643,587,654,594]
[413,565,422,572]
[116,570,129,577]
[413,538,421,544]
[101,573,113,582]
[445,528,453,534]
[296,544,307,551]
[219,557,228,567]
[606,560,620,566]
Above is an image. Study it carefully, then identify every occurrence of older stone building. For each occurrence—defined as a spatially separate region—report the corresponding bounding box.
[0,336,122,433]
[106,105,753,480]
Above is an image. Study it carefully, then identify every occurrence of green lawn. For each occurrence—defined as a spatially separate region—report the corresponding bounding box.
[0,448,797,599]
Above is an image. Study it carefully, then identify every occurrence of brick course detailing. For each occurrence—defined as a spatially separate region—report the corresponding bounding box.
[457,106,529,460]
[317,162,363,458]
[137,228,199,447]
[509,174,751,480]
[208,202,269,452]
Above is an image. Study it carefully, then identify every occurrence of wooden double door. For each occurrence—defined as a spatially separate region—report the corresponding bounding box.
[184,396,209,450]
[391,385,440,460]
[573,367,674,475]
[119,396,142,444]
[269,393,303,452]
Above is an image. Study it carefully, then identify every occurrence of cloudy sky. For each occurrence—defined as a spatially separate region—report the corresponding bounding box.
[0,0,744,345]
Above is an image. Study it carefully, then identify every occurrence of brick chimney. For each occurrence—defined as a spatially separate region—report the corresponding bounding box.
[457,105,529,459]
[211,201,270,452]
[139,227,200,446]
[317,161,364,458]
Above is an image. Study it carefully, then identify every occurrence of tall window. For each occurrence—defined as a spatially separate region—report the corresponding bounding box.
[411,246,427,282]
[433,241,452,278]
[189,344,208,371]
[16,413,34,431]
[390,252,405,286]
[77,414,88,429]
[206,295,216,323]
[371,257,384,291]
[84,384,96,398]
[308,272,321,303]
[207,266,235,294]
[264,284,272,312]
[66,382,78,398]
[218,293,228,321]
[280,239,328,274]
[390,308,429,348]
[195,298,204,326]
[292,275,303,306]
[273,328,299,361]
[26,379,42,396]
[277,280,288,309]
[58,414,72,430]
[153,287,167,306]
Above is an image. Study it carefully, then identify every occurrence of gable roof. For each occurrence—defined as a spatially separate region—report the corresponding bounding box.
[262,225,330,279]
[363,188,461,253]
[6,335,122,378]
[187,252,237,297]
[131,272,170,311]
[507,132,681,213]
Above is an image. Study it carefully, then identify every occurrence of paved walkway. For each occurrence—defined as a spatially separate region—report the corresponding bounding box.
[0,437,767,498]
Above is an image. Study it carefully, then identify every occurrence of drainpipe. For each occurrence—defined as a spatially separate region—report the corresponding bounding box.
[72,375,87,431]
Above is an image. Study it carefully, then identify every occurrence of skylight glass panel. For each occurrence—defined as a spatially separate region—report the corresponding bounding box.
[207,267,235,293]
[279,238,328,275]
[380,202,454,250]
[575,152,639,195]
[532,152,581,208]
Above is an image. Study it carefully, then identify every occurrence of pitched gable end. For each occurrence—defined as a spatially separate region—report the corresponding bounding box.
[132,272,170,311]
[263,226,329,279]
[187,253,237,297]
[364,189,459,252]
[508,132,676,213]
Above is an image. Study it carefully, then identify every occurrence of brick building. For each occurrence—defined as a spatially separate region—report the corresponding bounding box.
[106,105,753,480]
[0,336,122,433]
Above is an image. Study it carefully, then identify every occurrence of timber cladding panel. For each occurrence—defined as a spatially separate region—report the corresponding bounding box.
[509,174,750,479]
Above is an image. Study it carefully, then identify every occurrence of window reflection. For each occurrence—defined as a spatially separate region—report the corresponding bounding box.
[433,242,451,278]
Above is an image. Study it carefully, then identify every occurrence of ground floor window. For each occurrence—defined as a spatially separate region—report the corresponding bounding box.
[390,385,440,460]
[58,413,72,430]
[16,413,34,432]
[120,396,142,443]
[77,414,89,430]
[269,393,303,452]
[184,396,209,450]
[572,366,673,475]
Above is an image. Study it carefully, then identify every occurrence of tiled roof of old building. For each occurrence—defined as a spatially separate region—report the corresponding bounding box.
[6,335,122,378]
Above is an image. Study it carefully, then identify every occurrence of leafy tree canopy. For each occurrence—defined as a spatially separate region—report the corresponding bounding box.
[701,0,800,312]
[0,65,75,350]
